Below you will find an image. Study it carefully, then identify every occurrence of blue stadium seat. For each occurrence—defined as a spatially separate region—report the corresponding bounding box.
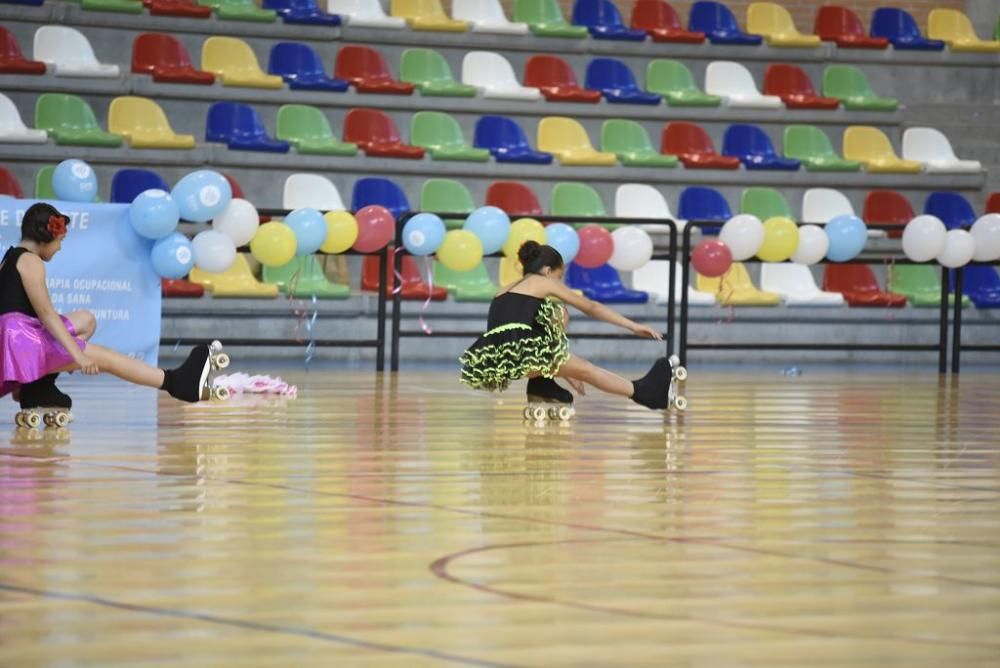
[925,192,976,230]
[688,1,763,45]
[110,168,170,203]
[870,8,945,50]
[473,115,554,164]
[206,102,290,152]
[954,266,1000,308]
[584,58,661,105]
[351,176,410,216]
[571,0,646,40]
[722,124,800,171]
[268,42,349,91]
[567,263,649,303]
[1,0,44,5]
[679,186,732,234]
[262,0,341,25]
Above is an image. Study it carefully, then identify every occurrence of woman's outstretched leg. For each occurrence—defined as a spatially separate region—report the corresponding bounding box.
[56,343,164,388]
[556,355,634,398]
[557,355,675,409]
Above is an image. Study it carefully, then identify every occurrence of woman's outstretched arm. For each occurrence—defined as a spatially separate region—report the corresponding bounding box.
[544,277,662,340]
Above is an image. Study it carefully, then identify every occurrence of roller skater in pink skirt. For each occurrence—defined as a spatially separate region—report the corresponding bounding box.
[1,203,228,427]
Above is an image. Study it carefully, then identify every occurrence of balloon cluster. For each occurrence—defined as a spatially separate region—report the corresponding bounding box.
[404,206,655,273]
[901,214,1000,267]
[692,213,869,277]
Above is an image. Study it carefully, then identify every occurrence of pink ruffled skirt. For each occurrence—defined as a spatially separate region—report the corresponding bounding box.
[0,312,85,398]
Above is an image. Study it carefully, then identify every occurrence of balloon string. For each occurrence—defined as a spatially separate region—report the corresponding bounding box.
[285,264,319,368]
[419,255,434,336]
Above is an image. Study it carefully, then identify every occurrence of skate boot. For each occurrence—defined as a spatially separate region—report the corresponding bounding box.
[161,341,230,403]
[631,356,687,412]
[16,374,73,429]
[524,376,575,423]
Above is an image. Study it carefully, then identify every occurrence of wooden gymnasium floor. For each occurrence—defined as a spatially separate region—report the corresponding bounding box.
[1,368,999,667]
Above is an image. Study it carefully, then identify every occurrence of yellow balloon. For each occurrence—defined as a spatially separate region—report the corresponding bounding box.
[320,210,358,254]
[502,217,546,259]
[438,230,483,273]
[757,216,800,263]
[250,222,297,267]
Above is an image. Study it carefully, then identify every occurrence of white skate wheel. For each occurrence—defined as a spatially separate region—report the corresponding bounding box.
[523,406,533,420]
[54,412,70,428]
[213,386,230,401]
[25,412,41,429]
[530,406,547,422]
[213,352,230,370]
[674,396,687,411]
[675,366,687,381]
[557,406,574,421]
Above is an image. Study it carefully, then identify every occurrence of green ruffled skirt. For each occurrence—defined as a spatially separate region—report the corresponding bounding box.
[459,299,569,392]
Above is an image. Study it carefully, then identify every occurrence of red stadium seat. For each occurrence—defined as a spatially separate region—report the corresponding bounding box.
[630,0,705,43]
[863,190,913,239]
[143,0,212,17]
[0,27,46,75]
[814,6,888,49]
[523,56,601,103]
[334,46,414,95]
[132,33,215,85]
[986,193,1000,214]
[763,64,839,110]
[0,166,25,198]
[661,122,739,169]
[362,247,448,300]
[162,279,206,297]
[485,181,544,216]
[823,264,906,307]
[343,109,425,159]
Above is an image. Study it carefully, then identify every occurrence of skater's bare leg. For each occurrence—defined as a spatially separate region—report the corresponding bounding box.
[66,310,96,342]
[556,355,633,398]
[55,343,165,388]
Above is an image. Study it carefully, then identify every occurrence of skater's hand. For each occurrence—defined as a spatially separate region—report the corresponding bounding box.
[75,353,99,375]
[632,324,663,341]
[566,377,587,396]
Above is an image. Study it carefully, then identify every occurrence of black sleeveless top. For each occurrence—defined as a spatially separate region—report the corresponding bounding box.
[0,247,38,318]
[484,291,546,332]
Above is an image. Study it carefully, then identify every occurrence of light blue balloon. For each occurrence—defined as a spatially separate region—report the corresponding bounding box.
[285,208,326,255]
[171,170,232,223]
[403,213,446,256]
[545,223,580,264]
[463,206,510,255]
[151,233,194,279]
[52,159,97,203]
[825,214,868,262]
[129,189,180,240]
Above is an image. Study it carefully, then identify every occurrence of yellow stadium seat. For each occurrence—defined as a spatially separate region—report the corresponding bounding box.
[842,126,922,174]
[189,255,280,298]
[537,117,617,166]
[928,9,1000,53]
[696,262,781,306]
[499,256,522,286]
[201,37,284,89]
[391,0,469,31]
[747,2,821,47]
[108,96,195,149]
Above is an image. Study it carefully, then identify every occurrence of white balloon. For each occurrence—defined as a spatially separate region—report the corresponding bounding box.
[608,227,653,272]
[970,213,1000,262]
[212,198,260,247]
[192,230,237,273]
[789,224,829,265]
[719,214,764,261]
[902,215,947,263]
[936,229,975,268]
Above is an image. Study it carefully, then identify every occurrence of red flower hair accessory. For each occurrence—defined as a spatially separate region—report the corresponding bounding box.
[47,215,67,238]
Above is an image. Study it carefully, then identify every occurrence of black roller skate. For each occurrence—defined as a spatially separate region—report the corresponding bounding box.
[16,374,73,429]
[631,355,687,412]
[524,376,576,423]
[161,340,230,403]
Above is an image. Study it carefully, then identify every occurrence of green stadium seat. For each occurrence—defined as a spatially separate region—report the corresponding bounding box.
[420,178,474,229]
[513,0,588,37]
[600,119,678,167]
[645,59,721,107]
[411,111,490,162]
[822,65,897,111]
[276,105,358,156]
[400,48,478,97]
[198,0,277,20]
[262,256,351,298]
[34,93,123,147]
[783,125,861,172]
[740,187,791,220]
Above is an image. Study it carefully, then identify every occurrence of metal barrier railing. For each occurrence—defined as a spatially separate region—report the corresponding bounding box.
[948,264,1000,373]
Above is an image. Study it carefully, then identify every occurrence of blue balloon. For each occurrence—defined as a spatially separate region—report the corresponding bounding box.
[151,233,194,279]
[545,223,580,264]
[463,206,510,255]
[285,208,326,255]
[171,170,231,223]
[403,213,446,256]
[825,214,868,262]
[52,159,97,203]
[129,189,179,240]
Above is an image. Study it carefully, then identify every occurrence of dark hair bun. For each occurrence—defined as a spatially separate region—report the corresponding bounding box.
[518,240,542,265]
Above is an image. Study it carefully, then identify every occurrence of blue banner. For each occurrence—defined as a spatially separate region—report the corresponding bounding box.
[0,199,162,366]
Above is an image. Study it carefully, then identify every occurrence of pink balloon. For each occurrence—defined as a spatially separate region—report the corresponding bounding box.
[692,240,732,278]
[574,224,614,269]
[353,205,395,253]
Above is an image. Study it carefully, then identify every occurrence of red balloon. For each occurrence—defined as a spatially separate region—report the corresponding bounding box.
[692,240,732,278]
[353,205,395,253]
[574,224,614,269]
